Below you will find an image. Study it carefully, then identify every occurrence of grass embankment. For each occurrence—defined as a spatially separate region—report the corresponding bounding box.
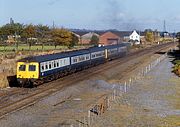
[0,45,90,52]
[0,45,68,52]
[172,60,180,76]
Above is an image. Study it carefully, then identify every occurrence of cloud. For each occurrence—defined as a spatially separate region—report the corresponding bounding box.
[98,0,141,30]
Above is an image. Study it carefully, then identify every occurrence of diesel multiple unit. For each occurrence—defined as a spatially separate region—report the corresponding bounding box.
[17,44,129,87]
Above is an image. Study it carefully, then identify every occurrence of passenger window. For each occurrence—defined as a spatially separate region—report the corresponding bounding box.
[54,62,56,68]
[45,64,48,69]
[19,65,26,71]
[29,65,36,71]
[41,65,44,71]
[49,64,52,69]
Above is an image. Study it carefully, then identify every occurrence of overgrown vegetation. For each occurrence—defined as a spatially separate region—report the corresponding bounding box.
[172,60,180,76]
[170,33,180,76]
[0,23,81,50]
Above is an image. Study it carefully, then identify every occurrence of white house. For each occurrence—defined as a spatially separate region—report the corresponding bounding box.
[129,30,141,45]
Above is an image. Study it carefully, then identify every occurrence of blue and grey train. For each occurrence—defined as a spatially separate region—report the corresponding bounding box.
[16,43,129,87]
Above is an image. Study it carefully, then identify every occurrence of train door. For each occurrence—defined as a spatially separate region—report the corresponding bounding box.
[105,49,108,59]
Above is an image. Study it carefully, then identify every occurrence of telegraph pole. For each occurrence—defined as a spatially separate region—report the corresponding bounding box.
[163,20,166,32]
[53,21,55,29]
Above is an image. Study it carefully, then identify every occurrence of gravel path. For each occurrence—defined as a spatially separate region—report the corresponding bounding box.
[95,56,180,127]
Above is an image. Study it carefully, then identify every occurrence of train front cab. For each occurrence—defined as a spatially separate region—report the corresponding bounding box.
[17,62,39,87]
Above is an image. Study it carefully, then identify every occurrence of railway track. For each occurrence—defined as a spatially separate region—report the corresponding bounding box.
[0,42,176,119]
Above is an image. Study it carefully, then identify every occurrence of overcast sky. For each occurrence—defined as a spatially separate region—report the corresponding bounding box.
[1,0,180,32]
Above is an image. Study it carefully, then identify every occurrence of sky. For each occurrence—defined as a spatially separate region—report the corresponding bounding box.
[0,0,180,32]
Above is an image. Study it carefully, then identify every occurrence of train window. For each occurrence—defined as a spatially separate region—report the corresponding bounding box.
[60,60,62,66]
[45,64,48,70]
[41,65,44,71]
[54,62,56,68]
[49,63,52,69]
[73,59,76,63]
[57,62,59,67]
[19,65,26,71]
[29,65,36,71]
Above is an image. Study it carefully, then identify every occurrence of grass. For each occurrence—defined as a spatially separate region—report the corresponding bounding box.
[160,78,180,127]
[161,115,180,127]
[0,45,88,53]
[0,45,69,52]
[167,78,180,109]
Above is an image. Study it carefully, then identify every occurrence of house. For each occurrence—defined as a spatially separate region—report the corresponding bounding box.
[99,32,121,46]
[161,31,170,38]
[129,30,141,45]
[5,35,21,44]
[81,32,99,45]
[71,32,81,43]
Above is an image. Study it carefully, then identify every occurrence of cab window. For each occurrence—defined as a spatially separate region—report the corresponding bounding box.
[19,65,26,71]
[29,65,36,71]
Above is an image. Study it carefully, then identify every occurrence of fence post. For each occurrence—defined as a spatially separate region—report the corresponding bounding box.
[124,81,127,93]
[108,95,111,110]
[113,89,116,100]
[129,78,132,88]
[88,110,91,126]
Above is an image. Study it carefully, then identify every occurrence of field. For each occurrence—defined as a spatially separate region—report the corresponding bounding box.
[0,45,70,52]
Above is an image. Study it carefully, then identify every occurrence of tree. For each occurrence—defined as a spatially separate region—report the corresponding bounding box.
[21,25,36,39]
[51,28,72,48]
[21,25,37,49]
[36,24,50,50]
[145,32,154,42]
[0,27,3,43]
[90,35,99,46]
[176,32,180,42]
[0,23,24,36]
[0,23,24,44]
[176,32,180,49]
[69,33,79,48]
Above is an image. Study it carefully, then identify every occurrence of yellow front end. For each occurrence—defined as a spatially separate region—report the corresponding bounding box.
[17,62,39,79]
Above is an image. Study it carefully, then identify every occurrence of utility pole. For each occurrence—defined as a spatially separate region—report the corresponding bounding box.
[53,21,55,29]
[163,20,166,32]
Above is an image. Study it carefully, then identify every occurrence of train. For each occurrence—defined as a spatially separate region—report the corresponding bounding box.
[16,43,130,87]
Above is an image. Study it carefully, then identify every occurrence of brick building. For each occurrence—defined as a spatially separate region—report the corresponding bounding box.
[99,32,121,46]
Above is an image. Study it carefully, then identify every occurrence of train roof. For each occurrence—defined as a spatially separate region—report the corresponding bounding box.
[18,43,128,63]
[18,49,90,63]
[104,43,127,48]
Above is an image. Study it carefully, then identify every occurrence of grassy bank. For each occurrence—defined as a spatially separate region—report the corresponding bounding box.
[172,60,180,76]
[0,45,69,52]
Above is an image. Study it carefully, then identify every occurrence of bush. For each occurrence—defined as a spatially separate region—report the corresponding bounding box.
[172,60,180,76]
[173,60,180,65]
